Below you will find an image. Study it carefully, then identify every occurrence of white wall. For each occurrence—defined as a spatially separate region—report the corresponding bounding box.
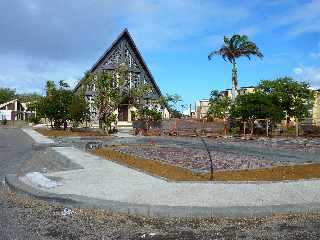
[0,110,13,120]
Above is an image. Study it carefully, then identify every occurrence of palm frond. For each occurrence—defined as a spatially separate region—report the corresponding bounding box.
[208,34,262,63]
[223,36,230,45]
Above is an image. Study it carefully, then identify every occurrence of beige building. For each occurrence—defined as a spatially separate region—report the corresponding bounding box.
[196,99,210,119]
[220,86,256,98]
[312,90,320,126]
[196,86,256,119]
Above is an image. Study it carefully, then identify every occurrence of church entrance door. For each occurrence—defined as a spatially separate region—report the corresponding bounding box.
[118,104,128,121]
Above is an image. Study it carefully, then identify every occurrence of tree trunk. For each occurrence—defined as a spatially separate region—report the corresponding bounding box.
[250,120,254,135]
[231,62,238,102]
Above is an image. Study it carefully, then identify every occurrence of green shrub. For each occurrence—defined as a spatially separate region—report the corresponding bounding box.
[29,116,41,124]
[1,119,7,125]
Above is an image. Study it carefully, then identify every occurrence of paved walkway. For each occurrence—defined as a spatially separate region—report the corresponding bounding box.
[22,128,55,144]
[13,128,320,217]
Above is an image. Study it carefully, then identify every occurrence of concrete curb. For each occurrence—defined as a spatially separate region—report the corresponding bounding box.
[5,173,320,218]
[22,128,55,145]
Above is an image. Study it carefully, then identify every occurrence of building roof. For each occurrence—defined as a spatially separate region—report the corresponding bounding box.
[225,86,255,90]
[74,29,163,99]
[0,99,19,110]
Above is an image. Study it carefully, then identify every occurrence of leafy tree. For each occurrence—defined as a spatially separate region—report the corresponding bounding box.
[91,67,127,132]
[127,79,153,112]
[36,80,73,129]
[158,93,184,118]
[82,63,159,132]
[0,88,16,104]
[17,93,42,104]
[207,90,231,135]
[258,77,314,121]
[137,107,162,132]
[69,93,90,128]
[230,92,284,134]
[208,35,263,101]
[52,81,73,128]
[45,80,56,99]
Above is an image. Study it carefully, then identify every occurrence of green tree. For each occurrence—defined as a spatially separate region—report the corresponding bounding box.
[69,93,90,128]
[230,92,284,134]
[36,80,73,129]
[127,79,153,113]
[45,80,56,99]
[207,90,231,135]
[258,77,314,121]
[17,92,42,103]
[0,88,16,104]
[83,64,157,132]
[158,93,183,118]
[92,68,127,132]
[208,35,263,101]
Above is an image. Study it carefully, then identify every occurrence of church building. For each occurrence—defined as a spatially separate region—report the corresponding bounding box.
[74,29,170,123]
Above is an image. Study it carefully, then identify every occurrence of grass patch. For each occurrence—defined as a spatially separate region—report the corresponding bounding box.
[35,128,109,137]
[91,147,320,182]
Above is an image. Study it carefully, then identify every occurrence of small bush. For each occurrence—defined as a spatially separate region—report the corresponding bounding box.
[229,127,240,135]
[29,116,41,124]
[1,119,7,125]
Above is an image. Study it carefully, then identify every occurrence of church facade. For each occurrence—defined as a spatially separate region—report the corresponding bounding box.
[74,29,170,123]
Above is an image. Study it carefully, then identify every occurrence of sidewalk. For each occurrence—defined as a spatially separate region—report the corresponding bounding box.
[8,128,320,217]
[22,128,55,145]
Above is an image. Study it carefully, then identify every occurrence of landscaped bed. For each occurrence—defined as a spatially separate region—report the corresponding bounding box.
[35,128,109,137]
[91,147,320,182]
[110,145,274,172]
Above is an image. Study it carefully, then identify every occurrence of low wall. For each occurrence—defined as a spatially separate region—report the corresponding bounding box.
[133,118,225,137]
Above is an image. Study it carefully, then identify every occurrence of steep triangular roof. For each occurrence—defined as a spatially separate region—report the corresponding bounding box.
[0,99,18,109]
[74,29,163,98]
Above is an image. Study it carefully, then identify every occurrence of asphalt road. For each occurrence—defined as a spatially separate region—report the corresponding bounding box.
[0,127,43,240]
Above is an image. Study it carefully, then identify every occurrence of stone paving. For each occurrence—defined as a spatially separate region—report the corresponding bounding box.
[52,135,320,172]
[112,145,274,172]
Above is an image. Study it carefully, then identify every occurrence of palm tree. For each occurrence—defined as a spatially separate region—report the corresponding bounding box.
[208,35,263,101]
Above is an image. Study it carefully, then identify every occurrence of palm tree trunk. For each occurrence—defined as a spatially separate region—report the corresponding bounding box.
[231,62,238,101]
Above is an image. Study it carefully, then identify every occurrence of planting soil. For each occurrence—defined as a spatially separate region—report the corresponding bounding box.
[91,147,320,181]
[111,145,274,172]
[35,128,109,137]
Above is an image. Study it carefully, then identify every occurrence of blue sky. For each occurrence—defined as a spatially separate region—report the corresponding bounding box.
[0,0,319,108]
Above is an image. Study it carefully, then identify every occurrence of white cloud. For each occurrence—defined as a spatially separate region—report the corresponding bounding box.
[310,42,320,59]
[293,65,320,88]
[205,35,223,49]
[310,52,320,59]
[0,54,84,94]
[272,0,320,36]
[239,26,259,37]
[118,0,250,51]
[293,67,303,75]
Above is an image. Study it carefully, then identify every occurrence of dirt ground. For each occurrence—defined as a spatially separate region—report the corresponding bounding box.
[2,184,320,240]
[35,128,111,137]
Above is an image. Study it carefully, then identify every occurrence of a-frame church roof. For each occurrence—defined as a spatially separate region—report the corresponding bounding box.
[74,29,163,98]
